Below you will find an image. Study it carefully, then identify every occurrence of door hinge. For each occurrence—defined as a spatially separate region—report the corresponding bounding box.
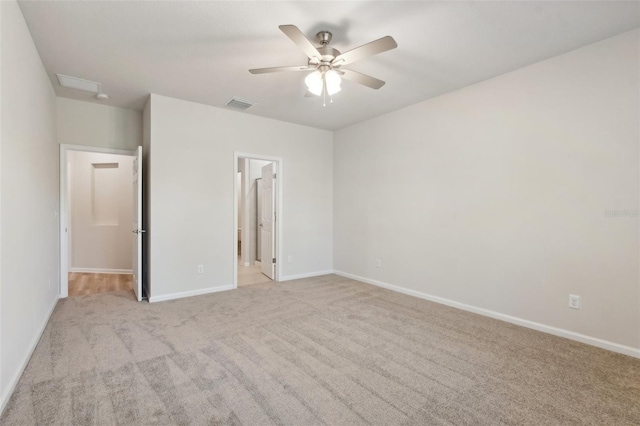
[274,211,276,221]
[273,173,277,179]
[272,257,276,264]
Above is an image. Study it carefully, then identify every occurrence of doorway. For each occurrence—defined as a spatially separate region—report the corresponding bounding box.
[60,145,144,300]
[234,153,282,288]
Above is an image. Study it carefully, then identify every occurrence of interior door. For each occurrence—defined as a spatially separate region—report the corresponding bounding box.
[260,163,276,279]
[256,178,263,261]
[132,146,143,301]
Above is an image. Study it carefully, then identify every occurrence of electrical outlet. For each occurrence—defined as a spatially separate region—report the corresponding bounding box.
[197,265,204,274]
[569,294,581,310]
[376,259,382,268]
[287,255,292,263]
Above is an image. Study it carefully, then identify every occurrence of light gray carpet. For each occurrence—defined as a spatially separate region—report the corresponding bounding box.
[2,274,639,425]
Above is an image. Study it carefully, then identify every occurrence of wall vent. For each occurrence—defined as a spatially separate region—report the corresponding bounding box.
[225,97,256,110]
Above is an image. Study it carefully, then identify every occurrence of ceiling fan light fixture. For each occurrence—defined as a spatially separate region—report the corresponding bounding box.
[251,25,396,103]
[305,71,323,96]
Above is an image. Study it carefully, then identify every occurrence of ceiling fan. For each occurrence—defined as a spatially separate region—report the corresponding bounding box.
[250,25,397,105]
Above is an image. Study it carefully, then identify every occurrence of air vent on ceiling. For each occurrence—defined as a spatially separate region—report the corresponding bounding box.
[56,74,109,100]
[57,74,100,92]
[225,97,256,110]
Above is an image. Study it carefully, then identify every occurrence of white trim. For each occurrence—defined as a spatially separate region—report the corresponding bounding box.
[279,270,334,281]
[60,144,134,156]
[233,152,283,288]
[59,144,136,298]
[333,270,640,359]
[0,295,58,415]
[69,268,132,274]
[149,285,234,303]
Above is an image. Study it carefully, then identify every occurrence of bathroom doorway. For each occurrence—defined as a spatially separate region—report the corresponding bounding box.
[234,153,282,287]
[59,145,142,299]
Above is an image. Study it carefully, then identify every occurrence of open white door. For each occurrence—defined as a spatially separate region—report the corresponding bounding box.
[260,163,276,279]
[256,178,263,261]
[132,146,144,301]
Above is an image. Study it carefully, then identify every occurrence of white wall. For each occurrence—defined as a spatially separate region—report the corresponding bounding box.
[69,151,133,272]
[334,30,640,352]
[57,97,142,151]
[147,94,333,301]
[1,0,59,412]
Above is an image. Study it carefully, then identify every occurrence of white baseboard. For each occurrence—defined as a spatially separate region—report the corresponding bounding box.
[279,270,335,282]
[70,268,132,274]
[333,270,640,359]
[149,284,234,303]
[0,294,59,415]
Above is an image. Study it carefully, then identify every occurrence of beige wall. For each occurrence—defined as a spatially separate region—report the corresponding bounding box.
[57,97,142,151]
[69,151,134,272]
[146,94,333,301]
[1,0,59,411]
[334,30,640,352]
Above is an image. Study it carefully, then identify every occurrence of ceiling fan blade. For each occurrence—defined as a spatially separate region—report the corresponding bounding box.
[340,69,386,90]
[304,90,316,97]
[279,25,322,60]
[249,66,314,74]
[333,36,397,66]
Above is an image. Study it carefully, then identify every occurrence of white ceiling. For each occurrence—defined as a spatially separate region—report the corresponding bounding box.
[18,1,640,131]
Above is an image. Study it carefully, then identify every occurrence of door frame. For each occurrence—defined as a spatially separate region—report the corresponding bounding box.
[233,152,283,288]
[59,144,135,298]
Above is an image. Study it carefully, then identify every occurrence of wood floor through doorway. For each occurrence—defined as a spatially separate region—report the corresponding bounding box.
[68,272,133,297]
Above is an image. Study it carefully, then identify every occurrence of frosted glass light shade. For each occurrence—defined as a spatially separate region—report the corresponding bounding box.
[325,70,341,96]
[305,71,323,96]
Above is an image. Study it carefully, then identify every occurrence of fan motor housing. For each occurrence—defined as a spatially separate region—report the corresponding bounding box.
[311,46,341,65]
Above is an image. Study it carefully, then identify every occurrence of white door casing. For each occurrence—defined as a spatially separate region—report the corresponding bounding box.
[132,146,143,301]
[260,163,276,279]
